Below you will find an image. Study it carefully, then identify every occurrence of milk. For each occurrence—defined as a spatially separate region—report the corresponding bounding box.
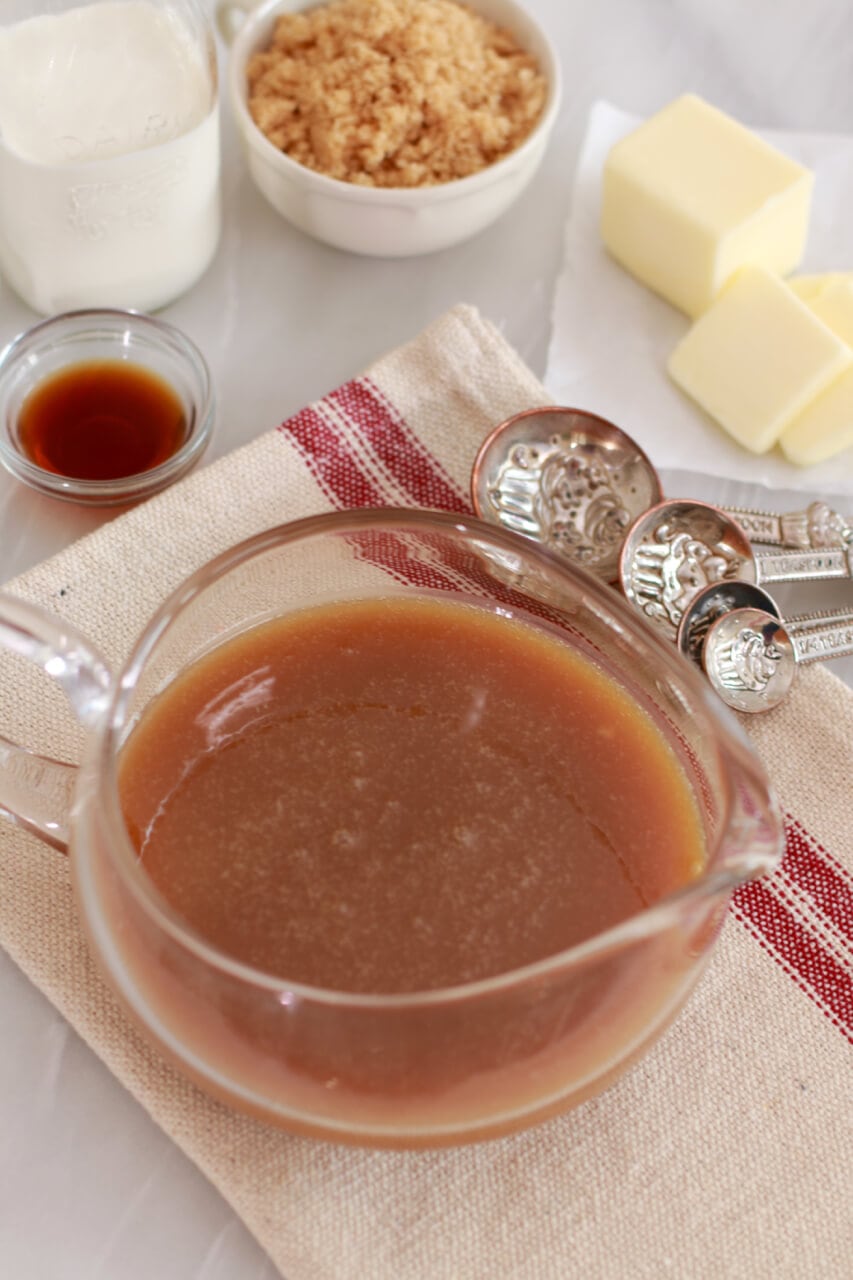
[0,2,221,314]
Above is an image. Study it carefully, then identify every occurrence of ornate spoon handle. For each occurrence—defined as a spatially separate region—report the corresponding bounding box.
[724,501,851,551]
[788,617,853,664]
[786,607,853,633]
[754,545,852,584]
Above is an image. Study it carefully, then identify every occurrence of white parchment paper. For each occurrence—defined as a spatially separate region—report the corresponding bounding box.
[546,101,853,496]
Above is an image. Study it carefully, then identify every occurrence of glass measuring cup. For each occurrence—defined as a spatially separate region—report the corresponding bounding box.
[0,510,782,1147]
[0,0,220,314]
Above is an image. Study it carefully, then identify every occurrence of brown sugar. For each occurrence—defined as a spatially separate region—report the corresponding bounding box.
[246,0,548,188]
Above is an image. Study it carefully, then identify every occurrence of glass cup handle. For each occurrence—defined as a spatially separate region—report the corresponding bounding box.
[0,593,113,853]
[215,0,258,45]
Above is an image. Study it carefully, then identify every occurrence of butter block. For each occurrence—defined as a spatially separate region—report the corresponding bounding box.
[668,266,851,453]
[780,281,853,464]
[602,94,813,318]
[788,272,853,305]
[807,278,853,345]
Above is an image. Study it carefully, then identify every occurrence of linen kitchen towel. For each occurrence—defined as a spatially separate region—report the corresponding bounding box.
[1,305,851,1279]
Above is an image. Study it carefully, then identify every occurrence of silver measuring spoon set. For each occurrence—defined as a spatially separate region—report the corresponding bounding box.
[470,407,853,713]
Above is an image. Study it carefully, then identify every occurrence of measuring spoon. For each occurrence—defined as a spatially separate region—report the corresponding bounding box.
[619,499,853,640]
[676,581,782,668]
[470,407,662,583]
[677,580,853,668]
[471,410,852,583]
[702,607,853,713]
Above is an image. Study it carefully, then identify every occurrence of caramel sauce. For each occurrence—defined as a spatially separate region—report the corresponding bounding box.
[18,359,186,481]
[119,598,705,995]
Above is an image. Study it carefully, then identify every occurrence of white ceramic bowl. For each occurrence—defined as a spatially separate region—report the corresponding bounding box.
[219,0,562,256]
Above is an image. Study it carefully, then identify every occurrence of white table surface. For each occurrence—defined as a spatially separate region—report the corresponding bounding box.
[2,2,852,1276]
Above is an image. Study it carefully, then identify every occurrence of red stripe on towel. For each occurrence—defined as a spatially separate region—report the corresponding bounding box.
[279,403,462,596]
[779,818,853,946]
[329,378,469,513]
[733,867,853,1045]
[280,405,387,510]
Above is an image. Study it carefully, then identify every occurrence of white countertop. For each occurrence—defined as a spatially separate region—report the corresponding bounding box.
[2,2,852,1275]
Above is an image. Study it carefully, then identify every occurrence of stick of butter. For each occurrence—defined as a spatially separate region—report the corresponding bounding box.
[667,265,851,453]
[601,95,813,318]
[779,280,853,465]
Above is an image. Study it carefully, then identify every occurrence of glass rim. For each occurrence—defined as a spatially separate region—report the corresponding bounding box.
[0,308,215,505]
[85,507,783,1009]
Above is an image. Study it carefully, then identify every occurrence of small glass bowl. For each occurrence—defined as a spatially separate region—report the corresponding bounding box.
[0,309,215,506]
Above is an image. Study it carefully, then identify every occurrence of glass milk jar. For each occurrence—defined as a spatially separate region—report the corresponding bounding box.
[0,0,221,314]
